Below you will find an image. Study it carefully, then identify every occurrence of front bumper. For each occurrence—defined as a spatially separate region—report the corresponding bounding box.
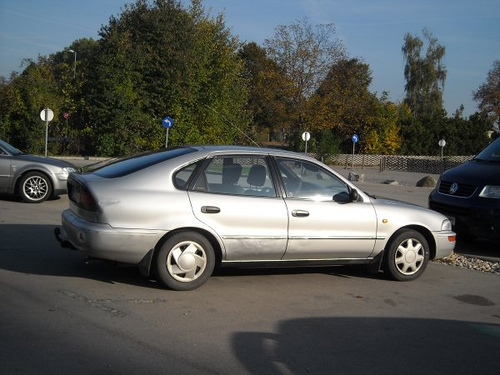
[429,196,500,240]
[56,209,166,264]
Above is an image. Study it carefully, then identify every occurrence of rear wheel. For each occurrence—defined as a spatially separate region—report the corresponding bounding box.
[384,229,429,281]
[18,171,52,203]
[155,231,215,291]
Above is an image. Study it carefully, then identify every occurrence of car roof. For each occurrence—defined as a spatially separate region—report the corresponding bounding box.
[188,145,316,160]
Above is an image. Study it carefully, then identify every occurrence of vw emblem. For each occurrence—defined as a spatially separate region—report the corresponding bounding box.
[449,182,459,195]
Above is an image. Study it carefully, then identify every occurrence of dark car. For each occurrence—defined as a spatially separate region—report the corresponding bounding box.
[0,139,78,203]
[429,137,500,241]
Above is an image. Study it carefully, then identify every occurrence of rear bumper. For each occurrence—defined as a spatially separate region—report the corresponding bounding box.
[56,209,166,264]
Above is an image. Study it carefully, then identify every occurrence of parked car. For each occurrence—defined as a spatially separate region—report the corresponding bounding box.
[55,146,455,290]
[429,137,500,241]
[0,139,78,203]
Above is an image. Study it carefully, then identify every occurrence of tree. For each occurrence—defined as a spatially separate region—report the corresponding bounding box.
[308,58,378,152]
[474,60,500,131]
[82,0,250,156]
[239,42,291,143]
[264,18,345,142]
[402,29,446,119]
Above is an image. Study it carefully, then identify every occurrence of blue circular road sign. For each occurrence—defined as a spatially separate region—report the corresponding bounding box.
[352,134,359,143]
[162,116,174,128]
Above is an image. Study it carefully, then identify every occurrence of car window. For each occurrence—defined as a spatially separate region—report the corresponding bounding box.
[275,157,349,201]
[194,156,276,197]
[93,147,196,178]
[173,161,203,190]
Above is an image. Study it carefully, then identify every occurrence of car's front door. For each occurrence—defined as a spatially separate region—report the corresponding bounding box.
[275,157,377,259]
[188,155,288,261]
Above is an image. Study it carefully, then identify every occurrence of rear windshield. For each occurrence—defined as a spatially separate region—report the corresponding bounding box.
[93,147,196,178]
[474,138,500,162]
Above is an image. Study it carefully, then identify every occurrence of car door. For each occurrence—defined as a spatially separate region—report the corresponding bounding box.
[275,157,377,259]
[187,155,288,261]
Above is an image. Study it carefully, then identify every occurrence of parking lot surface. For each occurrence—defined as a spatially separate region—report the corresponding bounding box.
[1,174,499,374]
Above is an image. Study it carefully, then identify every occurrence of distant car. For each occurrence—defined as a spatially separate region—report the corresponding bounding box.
[0,139,78,203]
[429,137,500,241]
[55,146,455,290]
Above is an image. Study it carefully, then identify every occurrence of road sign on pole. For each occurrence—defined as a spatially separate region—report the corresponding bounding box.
[162,116,174,148]
[40,108,54,157]
[351,134,359,170]
[302,131,310,155]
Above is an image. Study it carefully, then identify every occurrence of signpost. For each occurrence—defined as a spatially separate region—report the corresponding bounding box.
[351,134,359,170]
[40,108,54,157]
[302,131,310,155]
[439,139,446,160]
[162,116,174,148]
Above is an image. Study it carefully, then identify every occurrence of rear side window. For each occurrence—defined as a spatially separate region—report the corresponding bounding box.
[93,148,196,178]
[193,156,276,197]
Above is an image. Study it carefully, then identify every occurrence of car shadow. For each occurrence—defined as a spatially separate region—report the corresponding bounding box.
[232,317,499,374]
[0,224,386,290]
[0,224,162,289]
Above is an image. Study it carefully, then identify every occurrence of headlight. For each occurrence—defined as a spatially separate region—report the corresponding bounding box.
[57,167,76,180]
[479,185,500,199]
[441,219,452,231]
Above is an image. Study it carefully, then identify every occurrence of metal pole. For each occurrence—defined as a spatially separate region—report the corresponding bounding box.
[351,142,355,170]
[44,109,49,157]
[165,128,169,149]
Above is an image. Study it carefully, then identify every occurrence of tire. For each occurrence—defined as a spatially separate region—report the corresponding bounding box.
[18,171,53,203]
[155,231,215,291]
[383,229,429,281]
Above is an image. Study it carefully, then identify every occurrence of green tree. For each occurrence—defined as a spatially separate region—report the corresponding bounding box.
[239,42,291,143]
[308,58,378,153]
[473,60,500,132]
[83,0,250,156]
[402,28,446,119]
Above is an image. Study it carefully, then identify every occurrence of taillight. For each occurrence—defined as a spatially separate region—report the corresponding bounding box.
[79,186,98,211]
[68,182,98,211]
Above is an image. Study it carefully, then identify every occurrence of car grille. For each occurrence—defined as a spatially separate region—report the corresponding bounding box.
[438,180,477,198]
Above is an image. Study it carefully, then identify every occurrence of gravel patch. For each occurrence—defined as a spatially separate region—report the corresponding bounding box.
[433,252,500,275]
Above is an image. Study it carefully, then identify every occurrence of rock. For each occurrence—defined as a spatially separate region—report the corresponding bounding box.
[348,171,359,181]
[416,175,437,187]
[383,179,399,185]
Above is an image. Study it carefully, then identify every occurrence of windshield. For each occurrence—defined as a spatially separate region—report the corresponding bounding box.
[474,137,500,162]
[0,139,23,156]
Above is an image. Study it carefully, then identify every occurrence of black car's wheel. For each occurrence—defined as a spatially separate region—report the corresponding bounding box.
[155,231,215,291]
[18,171,53,203]
[384,229,429,281]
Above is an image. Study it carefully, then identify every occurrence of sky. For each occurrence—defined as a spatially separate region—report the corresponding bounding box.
[1,0,499,117]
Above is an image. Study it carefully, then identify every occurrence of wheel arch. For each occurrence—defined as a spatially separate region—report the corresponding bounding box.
[150,226,223,272]
[385,225,436,260]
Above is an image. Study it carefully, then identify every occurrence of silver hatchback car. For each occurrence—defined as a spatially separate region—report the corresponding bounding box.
[56,146,455,290]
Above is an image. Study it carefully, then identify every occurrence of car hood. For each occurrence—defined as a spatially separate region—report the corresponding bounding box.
[441,160,500,185]
[16,154,76,168]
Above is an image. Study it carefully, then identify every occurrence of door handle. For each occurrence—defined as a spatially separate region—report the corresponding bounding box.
[292,210,309,217]
[201,206,221,214]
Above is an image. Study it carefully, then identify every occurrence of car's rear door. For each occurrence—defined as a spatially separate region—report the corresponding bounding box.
[188,155,288,261]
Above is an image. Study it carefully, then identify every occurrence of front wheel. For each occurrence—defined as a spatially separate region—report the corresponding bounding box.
[155,232,215,291]
[384,229,429,281]
[18,171,53,203]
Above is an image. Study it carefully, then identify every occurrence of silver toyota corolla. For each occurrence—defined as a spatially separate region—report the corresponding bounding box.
[0,139,78,203]
[55,146,455,290]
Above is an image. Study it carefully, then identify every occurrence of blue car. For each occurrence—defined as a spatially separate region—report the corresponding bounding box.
[429,137,500,241]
